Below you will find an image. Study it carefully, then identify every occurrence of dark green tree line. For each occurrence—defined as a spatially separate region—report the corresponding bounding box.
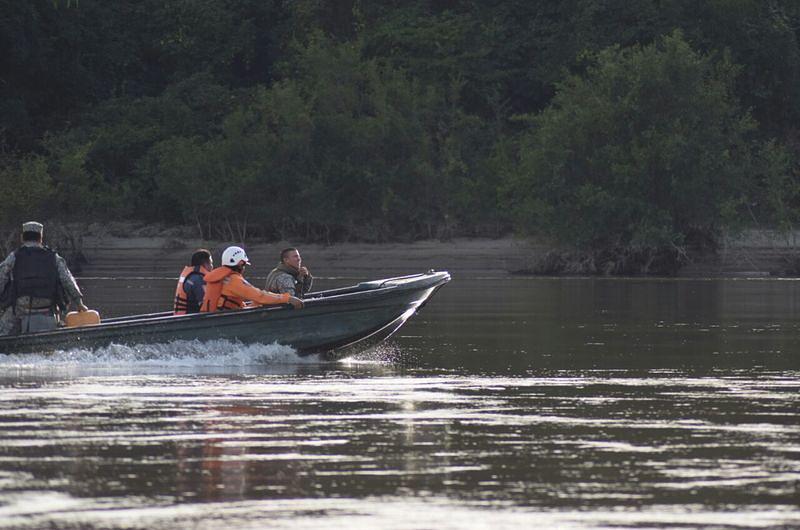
[1,0,799,273]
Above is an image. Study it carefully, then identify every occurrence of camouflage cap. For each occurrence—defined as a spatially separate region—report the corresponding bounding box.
[22,221,44,234]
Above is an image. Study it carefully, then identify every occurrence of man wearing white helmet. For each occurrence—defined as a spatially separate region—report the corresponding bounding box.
[200,246,303,312]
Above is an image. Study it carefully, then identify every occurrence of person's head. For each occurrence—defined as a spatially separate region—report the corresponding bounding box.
[280,247,301,269]
[221,246,250,272]
[21,221,43,244]
[190,248,213,270]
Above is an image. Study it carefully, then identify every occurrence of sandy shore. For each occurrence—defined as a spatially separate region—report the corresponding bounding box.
[76,236,545,279]
[70,229,800,280]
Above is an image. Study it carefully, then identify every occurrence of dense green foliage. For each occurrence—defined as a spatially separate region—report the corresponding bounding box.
[2,1,800,267]
[508,34,774,247]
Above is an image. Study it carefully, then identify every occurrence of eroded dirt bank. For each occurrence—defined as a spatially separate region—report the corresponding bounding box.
[69,230,800,280]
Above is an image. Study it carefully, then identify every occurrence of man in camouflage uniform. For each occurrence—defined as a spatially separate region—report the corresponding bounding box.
[265,247,313,298]
[0,221,87,335]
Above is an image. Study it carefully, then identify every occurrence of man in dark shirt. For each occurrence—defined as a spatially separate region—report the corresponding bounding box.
[173,249,213,314]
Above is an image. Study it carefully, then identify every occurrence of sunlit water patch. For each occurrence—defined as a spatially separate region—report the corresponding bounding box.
[3,496,799,530]
[0,372,799,529]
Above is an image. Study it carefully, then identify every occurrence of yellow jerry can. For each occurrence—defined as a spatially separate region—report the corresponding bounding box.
[64,309,101,328]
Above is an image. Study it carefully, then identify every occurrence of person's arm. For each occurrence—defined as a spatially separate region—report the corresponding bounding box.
[301,272,313,295]
[230,276,290,305]
[231,276,303,309]
[0,253,15,291]
[0,253,15,308]
[55,255,87,311]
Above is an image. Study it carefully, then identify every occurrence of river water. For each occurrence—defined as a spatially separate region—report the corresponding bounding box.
[0,277,799,529]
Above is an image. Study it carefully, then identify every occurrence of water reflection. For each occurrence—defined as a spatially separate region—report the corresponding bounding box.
[399,278,800,372]
[0,278,799,529]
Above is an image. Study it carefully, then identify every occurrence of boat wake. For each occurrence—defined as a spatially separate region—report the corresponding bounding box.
[0,339,320,368]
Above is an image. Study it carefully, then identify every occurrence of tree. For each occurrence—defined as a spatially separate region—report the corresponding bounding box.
[505,31,792,272]
[0,155,53,227]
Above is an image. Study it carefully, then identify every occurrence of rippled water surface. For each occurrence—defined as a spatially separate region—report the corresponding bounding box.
[1,277,799,529]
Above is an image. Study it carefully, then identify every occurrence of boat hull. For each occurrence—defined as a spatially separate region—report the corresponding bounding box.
[0,271,450,360]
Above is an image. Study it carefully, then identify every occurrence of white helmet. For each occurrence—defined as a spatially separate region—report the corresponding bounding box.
[221,246,251,267]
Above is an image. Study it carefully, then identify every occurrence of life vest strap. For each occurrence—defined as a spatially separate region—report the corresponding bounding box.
[218,294,238,310]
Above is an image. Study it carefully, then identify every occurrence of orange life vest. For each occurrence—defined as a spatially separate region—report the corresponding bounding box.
[173,265,208,315]
[201,267,240,313]
[201,266,290,313]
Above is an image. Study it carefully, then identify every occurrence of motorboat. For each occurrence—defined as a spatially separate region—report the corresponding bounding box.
[0,271,450,360]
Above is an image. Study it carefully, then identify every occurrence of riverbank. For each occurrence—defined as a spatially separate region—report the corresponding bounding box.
[75,235,543,279]
[68,228,800,279]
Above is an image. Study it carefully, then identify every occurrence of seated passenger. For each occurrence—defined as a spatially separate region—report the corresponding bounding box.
[201,246,303,313]
[265,247,313,298]
[173,249,213,315]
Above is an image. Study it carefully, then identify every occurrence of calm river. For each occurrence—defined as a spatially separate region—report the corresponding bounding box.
[0,277,799,529]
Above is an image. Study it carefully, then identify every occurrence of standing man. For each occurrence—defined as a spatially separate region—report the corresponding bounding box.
[0,221,88,335]
[265,247,313,298]
[173,248,213,315]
